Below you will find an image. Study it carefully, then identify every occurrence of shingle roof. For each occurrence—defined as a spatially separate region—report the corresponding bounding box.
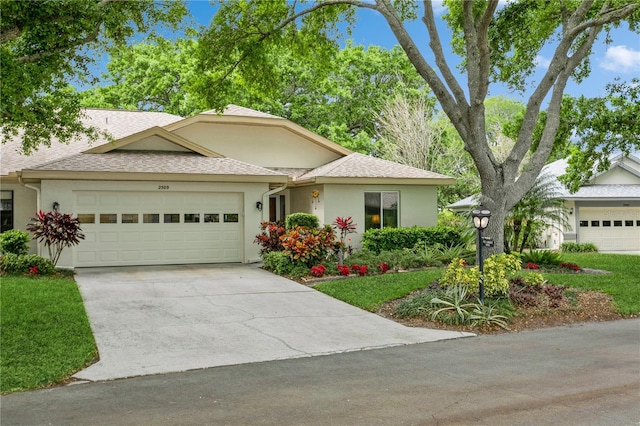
[1,109,183,176]
[296,153,453,181]
[26,151,287,177]
[200,104,284,120]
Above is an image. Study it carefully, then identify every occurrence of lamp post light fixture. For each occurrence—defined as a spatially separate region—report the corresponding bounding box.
[471,205,491,304]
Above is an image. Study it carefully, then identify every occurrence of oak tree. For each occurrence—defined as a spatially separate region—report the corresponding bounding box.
[200,0,639,254]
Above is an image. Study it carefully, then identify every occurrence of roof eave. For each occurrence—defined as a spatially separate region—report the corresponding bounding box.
[19,170,288,184]
[293,177,456,186]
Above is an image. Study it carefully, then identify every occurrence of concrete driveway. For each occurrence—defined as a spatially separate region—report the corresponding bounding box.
[74,264,472,382]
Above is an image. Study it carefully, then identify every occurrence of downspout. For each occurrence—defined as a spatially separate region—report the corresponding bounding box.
[18,173,42,256]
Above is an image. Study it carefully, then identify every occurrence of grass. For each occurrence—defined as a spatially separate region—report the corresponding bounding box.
[543,253,640,315]
[315,269,443,312]
[0,274,97,394]
[314,253,640,315]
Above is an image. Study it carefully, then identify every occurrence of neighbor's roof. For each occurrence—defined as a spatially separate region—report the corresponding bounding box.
[215,104,284,120]
[1,109,183,176]
[295,153,455,184]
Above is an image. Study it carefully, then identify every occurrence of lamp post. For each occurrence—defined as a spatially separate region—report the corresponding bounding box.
[471,205,491,304]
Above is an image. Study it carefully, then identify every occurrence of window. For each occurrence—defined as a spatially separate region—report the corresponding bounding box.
[122,214,139,224]
[579,221,588,227]
[204,214,219,223]
[100,214,117,224]
[224,213,239,223]
[143,214,159,224]
[626,220,635,227]
[365,191,398,231]
[77,214,95,224]
[0,190,13,232]
[184,213,200,223]
[591,221,600,227]
[164,214,180,223]
[637,220,640,226]
[614,220,622,227]
[603,220,611,227]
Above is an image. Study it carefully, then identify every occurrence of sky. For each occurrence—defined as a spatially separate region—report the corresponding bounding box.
[186,0,640,102]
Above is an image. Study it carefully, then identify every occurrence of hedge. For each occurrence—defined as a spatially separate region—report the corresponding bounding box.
[362,226,463,254]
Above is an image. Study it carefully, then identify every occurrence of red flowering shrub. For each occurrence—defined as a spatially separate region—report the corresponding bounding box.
[28,265,39,277]
[351,264,361,272]
[525,262,540,270]
[560,262,581,272]
[310,265,326,277]
[358,265,368,276]
[379,262,389,274]
[337,265,350,276]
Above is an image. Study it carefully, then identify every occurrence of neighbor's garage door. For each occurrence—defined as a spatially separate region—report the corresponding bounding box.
[74,191,243,267]
[578,207,640,251]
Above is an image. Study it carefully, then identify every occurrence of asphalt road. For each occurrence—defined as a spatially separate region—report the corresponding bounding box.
[2,319,639,426]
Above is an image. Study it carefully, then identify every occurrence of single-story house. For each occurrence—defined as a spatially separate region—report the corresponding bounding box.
[1,106,454,268]
[448,152,640,251]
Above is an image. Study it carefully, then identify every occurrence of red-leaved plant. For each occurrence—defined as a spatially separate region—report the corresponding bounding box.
[379,262,389,274]
[337,265,350,276]
[254,221,286,254]
[310,265,326,277]
[26,210,85,266]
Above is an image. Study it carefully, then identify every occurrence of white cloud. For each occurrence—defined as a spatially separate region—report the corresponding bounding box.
[600,45,640,73]
[534,55,551,69]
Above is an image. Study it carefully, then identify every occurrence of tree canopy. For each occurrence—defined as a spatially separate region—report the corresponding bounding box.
[0,0,186,154]
[199,0,639,254]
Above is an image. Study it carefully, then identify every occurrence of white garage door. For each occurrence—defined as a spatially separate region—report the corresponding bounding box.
[74,191,243,267]
[578,207,640,251]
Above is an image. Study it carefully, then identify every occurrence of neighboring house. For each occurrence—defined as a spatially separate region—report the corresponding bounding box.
[0,106,454,268]
[448,153,640,251]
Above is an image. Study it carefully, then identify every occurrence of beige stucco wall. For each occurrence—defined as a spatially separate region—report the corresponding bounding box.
[173,123,342,168]
[0,181,39,253]
[288,184,439,248]
[119,136,191,152]
[39,179,269,268]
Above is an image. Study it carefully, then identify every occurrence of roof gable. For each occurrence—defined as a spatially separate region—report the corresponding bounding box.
[84,126,223,158]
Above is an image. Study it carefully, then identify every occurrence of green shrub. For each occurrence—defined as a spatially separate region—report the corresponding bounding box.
[1,254,55,275]
[482,253,522,297]
[440,253,521,298]
[560,242,598,253]
[362,226,463,254]
[0,229,30,255]
[439,258,481,290]
[262,251,294,276]
[521,250,562,266]
[285,213,319,230]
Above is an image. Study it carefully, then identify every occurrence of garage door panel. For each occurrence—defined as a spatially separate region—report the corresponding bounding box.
[100,233,118,243]
[578,207,640,251]
[74,190,243,267]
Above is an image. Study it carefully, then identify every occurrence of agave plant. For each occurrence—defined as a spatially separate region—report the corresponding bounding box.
[428,284,477,325]
[468,303,510,330]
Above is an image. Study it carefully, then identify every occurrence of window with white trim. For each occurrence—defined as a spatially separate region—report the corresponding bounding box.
[364,191,399,231]
[0,190,13,232]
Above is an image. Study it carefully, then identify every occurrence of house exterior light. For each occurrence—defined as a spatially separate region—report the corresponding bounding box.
[471,205,491,303]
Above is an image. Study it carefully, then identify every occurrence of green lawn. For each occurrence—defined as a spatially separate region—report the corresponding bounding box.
[315,269,443,312]
[0,275,97,394]
[544,253,640,315]
[315,253,640,315]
